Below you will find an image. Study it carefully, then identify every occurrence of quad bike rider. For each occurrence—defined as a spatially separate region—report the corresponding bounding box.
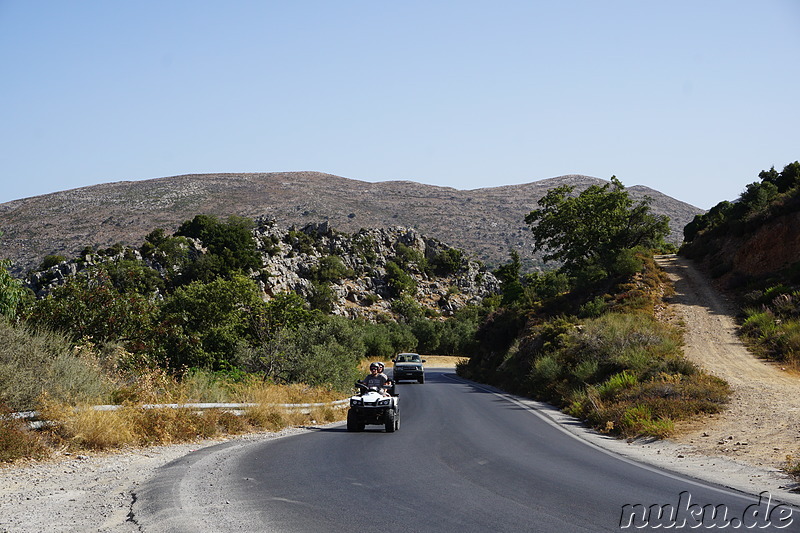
[347,362,399,432]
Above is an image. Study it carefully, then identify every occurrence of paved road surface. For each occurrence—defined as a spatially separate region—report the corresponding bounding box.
[134,370,798,532]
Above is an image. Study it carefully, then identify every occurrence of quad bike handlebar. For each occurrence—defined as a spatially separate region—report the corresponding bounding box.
[355,380,397,396]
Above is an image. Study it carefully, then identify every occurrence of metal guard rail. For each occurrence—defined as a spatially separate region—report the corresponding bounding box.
[9,400,350,429]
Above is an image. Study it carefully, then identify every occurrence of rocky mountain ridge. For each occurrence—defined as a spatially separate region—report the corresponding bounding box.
[0,172,703,275]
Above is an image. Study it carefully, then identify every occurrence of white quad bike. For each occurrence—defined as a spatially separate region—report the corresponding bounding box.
[347,381,399,432]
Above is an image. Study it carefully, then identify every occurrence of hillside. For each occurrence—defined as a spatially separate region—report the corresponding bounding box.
[680,162,800,287]
[0,172,702,275]
[27,219,500,323]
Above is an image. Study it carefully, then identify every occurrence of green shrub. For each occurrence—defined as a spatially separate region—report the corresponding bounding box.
[392,295,425,322]
[40,255,67,270]
[572,359,599,383]
[596,371,638,400]
[385,261,417,296]
[308,281,336,313]
[579,296,607,318]
[530,355,562,388]
[431,248,464,276]
[394,243,427,272]
[176,214,261,282]
[0,260,24,319]
[740,309,779,348]
[619,404,673,438]
[612,248,644,277]
[313,255,353,282]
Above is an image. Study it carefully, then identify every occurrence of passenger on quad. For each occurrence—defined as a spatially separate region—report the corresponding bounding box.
[361,362,391,396]
[376,362,387,379]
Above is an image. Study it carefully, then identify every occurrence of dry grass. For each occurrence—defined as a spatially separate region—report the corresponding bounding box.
[12,378,348,459]
[359,355,466,374]
[0,404,50,463]
[420,355,467,368]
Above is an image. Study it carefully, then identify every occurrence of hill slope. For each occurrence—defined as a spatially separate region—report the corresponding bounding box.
[0,172,702,274]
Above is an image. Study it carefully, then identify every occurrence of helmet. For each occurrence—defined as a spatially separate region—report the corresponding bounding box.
[377,362,385,371]
[369,362,380,371]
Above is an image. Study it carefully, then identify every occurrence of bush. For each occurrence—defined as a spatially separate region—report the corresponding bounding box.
[394,243,427,272]
[619,404,673,438]
[24,269,159,350]
[0,260,24,319]
[308,281,337,313]
[579,296,607,318]
[0,321,109,410]
[392,295,425,322]
[159,275,264,369]
[431,249,463,276]
[0,403,49,462]
[611,248,644,277]
[596,371,637,400]
[40,255,67,270]
[384,261,417,296]
[240,317,363,390]
[313,255,353,282]
[176,214,261,282]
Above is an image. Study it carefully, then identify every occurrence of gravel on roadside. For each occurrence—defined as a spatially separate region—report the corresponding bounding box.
[0,428,312,533]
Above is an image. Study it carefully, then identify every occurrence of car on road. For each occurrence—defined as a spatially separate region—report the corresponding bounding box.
[392,352,426,384]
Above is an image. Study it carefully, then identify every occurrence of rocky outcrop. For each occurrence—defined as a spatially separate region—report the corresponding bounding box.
[25,219,501,322]
[253,218,500,320]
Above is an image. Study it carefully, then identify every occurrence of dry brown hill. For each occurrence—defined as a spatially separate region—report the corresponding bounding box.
[0,172,702,275]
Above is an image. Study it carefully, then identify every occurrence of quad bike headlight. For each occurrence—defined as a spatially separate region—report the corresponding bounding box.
[378,399,391,406]
[350,398,363,406]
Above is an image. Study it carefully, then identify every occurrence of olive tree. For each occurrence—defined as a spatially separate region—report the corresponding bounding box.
[0,259,24,320]
[525,177,669,277]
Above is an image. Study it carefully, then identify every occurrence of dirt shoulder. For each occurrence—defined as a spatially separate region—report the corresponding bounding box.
[655,255,800,470]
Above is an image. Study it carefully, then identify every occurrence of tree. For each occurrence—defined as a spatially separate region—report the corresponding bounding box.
[241,318,362,389]
[384,261,417,296]
[493,250,524,306]
[25,269,157,346]
[176,214,261,282]
[430,248,464,276]
[159,274,264,368]
[524,177,669,276]
[0,259,24,320]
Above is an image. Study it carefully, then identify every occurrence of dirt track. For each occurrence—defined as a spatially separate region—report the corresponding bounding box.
[656,255,800,469]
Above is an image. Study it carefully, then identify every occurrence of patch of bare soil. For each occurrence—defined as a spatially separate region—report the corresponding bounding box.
[656,255,800,470]
[421,355,466,367]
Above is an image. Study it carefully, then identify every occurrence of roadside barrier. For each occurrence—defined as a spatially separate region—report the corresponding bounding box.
[10,400,350,429]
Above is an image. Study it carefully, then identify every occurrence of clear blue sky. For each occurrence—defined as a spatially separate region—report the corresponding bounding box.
[1,1,798,209]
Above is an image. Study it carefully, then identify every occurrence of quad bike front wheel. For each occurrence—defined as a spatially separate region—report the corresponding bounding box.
[384,409,398,433]
[347,409,364,432]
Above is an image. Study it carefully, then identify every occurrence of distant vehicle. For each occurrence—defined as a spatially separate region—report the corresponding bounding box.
[347,381,399,432]
[392,352,426,384]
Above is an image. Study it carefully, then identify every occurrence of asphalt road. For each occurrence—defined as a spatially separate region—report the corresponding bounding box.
[134,370,799,532]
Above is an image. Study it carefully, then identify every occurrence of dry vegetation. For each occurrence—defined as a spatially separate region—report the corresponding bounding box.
[0,333,350,463]
[457,253,731,440]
